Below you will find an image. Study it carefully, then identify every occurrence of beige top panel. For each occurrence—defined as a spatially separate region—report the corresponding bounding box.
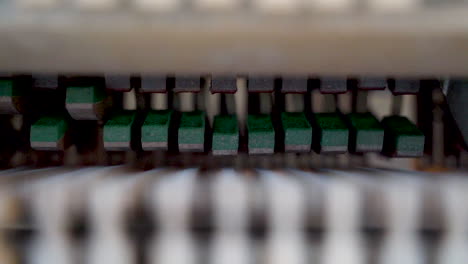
[0,4,468,75]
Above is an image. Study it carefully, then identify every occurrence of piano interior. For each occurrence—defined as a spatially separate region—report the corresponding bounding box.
[0,1,468,264]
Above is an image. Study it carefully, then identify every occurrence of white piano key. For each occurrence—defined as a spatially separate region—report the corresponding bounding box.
[29,171,81,233]
[28,236,75,264]
[290,169,326,228]
[378,173,424,264]
[28,227,80,264]
[0,186,19,264]
[88,169,148,231]
[324,176,363,232]
[25,167,105,222]
[436,237,468,264]
[149,169,198,230]
[0,190,18,228]
[210,234,251,264]
[265,233,307,264]
[88,236,133,264]
[212,169,250,230]
[148,169,198,264]
[379,233,425,264]
[382,175,422,233]
[0,239,17,264]
[134,0,181,11]
[210,170,251,264]
[255,0,301,13]
[26,168,107,264]
[87,169,151,264]
[369,0,421,12]
[309,0,355,12]
[440,175,468,233]
[151,232,197,264]
[260,170,306,232]
[262,171,309,264]
[195,0,240,10]
[436,175,468,264]
[321,173,366,264]
[321,232,366,264]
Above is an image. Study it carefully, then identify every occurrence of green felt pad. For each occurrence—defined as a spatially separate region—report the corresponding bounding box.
[141,110,172,144]
[104,111,137,143]
[247,114,275,154]
[30,115,69,143]
[281,112,312,152]
[382,115,425,157]
[178,111,205,150]
[66,85,106,104]
[212,114,239,154]
[346,112,384,152]
[0,79,22,97]
[314,113,349,153]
